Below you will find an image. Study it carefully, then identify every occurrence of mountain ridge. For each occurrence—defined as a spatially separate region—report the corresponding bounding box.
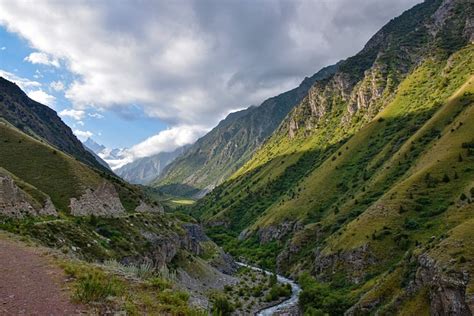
[153,63,339,196]
[191,0,474,314]
[0,77,109,173]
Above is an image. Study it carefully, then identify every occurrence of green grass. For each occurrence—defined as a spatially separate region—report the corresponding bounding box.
[191,43,474,313]
[170,199,196,205]
[0,120,146,213]
[60,259,206,315]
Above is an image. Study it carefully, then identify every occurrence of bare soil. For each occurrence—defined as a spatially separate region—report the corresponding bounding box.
[0,236,84,315]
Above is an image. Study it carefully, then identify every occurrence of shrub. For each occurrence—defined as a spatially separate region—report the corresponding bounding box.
[147,277,172,290]
[211,294,234,316]
[74,272,122,303]
[404,218,420,230]
[442,173,450,183]
[298,273,351,315]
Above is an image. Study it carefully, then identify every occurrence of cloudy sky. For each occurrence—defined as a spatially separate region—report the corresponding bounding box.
[0,0,420,168]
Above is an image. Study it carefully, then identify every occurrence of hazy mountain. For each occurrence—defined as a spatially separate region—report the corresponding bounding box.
[115,146,188,185]
[83,137,106,154]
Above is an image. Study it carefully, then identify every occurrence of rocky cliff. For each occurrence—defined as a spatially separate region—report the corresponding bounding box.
[0,173,57,218]
[69,182,126,217]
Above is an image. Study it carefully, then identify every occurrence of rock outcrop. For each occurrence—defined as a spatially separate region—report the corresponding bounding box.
[69,181,125,217]
[314,244,376,284]
[135,200,164,214]
[415,254,472,315]
[39,198,58,216]
[0,175,36,217]
[0,175,57,218]
[257,221,303,244]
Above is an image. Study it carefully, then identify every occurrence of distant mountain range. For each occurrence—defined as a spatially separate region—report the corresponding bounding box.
[83,137,187,185]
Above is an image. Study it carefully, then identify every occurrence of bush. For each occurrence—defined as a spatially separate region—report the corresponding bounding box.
[212,294,234,316]
[298,273,351,316]
[74,272,122,303]
[404,218,420,230]
[147,277,172,290]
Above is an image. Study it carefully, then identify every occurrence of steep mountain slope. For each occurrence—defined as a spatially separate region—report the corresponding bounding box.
[193,0,474,314]
[0,119,147,213]
[0,78,240,314]
[0,78,108,172]
[153,64,338,196]
[115,145,187,185]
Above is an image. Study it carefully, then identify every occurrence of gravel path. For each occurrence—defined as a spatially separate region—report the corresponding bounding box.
[0,236,84,315]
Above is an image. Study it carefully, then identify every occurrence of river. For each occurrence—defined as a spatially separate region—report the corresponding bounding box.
[236,262,301,316]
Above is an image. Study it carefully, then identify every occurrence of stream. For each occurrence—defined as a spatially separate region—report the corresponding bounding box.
[236,262,301,316]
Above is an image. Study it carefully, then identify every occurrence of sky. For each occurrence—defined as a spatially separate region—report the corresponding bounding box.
[0,0,421,168]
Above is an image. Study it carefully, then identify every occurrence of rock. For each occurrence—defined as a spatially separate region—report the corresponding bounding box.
[415,254,472,315]
[0,175,57,217]
[39,197,57,216]
[69,181,125,217]
[181,223,209,256]
[257,221,303,244]
[134,200,163,214]
[314,244,376,284]
[0,175,35,217]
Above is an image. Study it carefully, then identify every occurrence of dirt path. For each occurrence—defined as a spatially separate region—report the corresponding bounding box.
[0,236,84,315]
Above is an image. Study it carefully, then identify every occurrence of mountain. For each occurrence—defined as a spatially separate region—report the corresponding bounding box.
[83,137,106,153]
[153,63,338,197]
[0,77,241,314]
[83,145,112,171]
[0,78,109,173]
[82,137,186,184]
[192,0,474,314]
[115,146,188,185]
[82,138,130,171]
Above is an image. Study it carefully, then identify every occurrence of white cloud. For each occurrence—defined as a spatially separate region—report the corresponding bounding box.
[0,69,56,108]
[50,80,64,91]
[1,46,6,50]
[0,69,41,90]
[27,89,56,108]
[59,108,85,120]
[73,129,93,140]
[24,52,60,67]
[129,125,207,159]
[0,0,419,128]
[102,125,207,170]
[88,112,104,119]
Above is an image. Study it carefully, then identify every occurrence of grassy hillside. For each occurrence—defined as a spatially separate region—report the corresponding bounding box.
[190,0,474,313]
[0,120,144,212]
[0,77,109,173]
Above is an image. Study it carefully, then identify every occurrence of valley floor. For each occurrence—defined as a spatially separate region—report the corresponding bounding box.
[0,234,84,315]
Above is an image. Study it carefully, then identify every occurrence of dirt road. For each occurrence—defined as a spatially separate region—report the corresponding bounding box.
[0,236,83,315]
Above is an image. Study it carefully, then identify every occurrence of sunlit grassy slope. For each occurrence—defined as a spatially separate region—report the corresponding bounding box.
[0,120,144,212]
[191,41,473,313]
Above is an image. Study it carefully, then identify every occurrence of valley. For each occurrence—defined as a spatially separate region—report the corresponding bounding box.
[0,0,473,315]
